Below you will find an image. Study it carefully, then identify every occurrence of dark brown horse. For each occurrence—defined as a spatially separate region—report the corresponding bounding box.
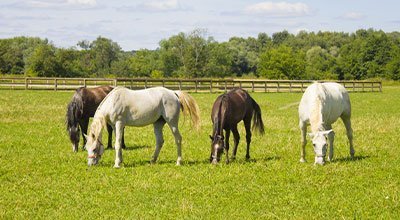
[210,88,265,164]
[66,86,125,152]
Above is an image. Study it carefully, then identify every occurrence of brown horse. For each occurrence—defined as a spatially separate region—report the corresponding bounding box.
[210,88,265,164]
[66,86,125,152]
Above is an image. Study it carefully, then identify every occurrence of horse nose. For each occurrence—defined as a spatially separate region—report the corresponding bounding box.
[314,156,325,165]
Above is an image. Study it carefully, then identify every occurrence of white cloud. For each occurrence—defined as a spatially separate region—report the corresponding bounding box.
[140,0,179,12]
[244,1,311,17]
[341,12,365,20]
[67,0,97,6]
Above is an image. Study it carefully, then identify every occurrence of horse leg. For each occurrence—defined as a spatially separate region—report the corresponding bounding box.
[121,127,126,149]
[325,125,335,162]
[106,124,113,149]
[168,122,183,166]
[342,115,355,158]
[151,119,166,164]
[299,120,307,163]
[224,128,231,164]
[231,125,240,160]
[244,118,252,160]
[113,121,124,168]
[80,118,89,150]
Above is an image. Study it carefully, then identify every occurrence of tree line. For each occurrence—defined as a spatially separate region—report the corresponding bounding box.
[0,28,399,80]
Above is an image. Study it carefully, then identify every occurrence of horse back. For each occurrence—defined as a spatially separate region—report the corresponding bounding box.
[211,88,252,127]
[80,86,114,118]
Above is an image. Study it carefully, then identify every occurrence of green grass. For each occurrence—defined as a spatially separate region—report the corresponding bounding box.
[0,87,399,219]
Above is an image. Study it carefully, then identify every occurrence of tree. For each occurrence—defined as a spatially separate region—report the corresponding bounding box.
[89,36,121,76]
[258,45,305,79]
[25,43,60,77]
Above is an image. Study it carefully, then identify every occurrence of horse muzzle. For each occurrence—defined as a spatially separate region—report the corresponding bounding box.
[314,156,325,165]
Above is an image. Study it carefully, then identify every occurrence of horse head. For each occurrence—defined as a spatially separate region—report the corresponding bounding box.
[68,126,80,152]
[209,134,224,164]
[85,118,105,166]
[309,130,332,165]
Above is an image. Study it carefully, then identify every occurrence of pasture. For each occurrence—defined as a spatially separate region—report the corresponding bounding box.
[0,85,399,219]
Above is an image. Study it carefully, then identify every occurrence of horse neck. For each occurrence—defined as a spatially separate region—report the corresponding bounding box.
[214,95,229,137]
[310,95,324,133]
[90,115,105,141]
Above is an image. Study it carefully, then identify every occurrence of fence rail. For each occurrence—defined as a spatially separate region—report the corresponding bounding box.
[0,77,382,93]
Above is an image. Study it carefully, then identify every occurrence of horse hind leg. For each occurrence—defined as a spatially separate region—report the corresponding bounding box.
[342,115,355,158]
[151,119,166,164]
[244,118,252,160]
[168,122,183,166]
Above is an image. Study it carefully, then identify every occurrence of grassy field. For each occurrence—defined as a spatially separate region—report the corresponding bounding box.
[0,85,399,219]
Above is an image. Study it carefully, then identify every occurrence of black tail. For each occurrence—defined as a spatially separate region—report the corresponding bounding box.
[251,97,265,135]
[66,90,84,143]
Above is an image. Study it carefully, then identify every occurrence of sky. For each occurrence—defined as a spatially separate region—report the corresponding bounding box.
[1,0,400,51]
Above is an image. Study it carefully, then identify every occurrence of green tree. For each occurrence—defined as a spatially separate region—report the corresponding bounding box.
[89,36,121,76]
[25,43,60,77]
[258,45,306,79]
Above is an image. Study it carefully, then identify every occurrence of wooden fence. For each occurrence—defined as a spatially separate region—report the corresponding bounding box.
[0,77,382,93]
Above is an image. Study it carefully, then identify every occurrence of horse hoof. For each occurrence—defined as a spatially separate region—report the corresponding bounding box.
[113,164,121,168]
[225,160,230,164]
[299,158,307,163]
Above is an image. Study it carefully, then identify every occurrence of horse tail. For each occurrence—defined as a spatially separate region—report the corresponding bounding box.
[174,91,201,131]
[66,89,84,142]
[250,97,265,135]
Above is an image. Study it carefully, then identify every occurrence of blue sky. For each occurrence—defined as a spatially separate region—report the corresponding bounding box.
[1,0,399,50]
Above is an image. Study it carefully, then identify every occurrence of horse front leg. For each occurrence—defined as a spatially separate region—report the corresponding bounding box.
[80,118,89,150]
[299,120,307,163]
[325,125,335,162]
[231,126,240,160]
[224,128,231,164]
[114,121,124,168]
[106,124,113,149]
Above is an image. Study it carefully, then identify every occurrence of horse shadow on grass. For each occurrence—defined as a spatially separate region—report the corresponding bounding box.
[105,144,152,151]
[332,155,370,164]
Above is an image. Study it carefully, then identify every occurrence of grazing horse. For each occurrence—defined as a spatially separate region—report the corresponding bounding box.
[209,88,265,164]
[66,86,125,152]
[298,82,354,165]
[85,87,200,168]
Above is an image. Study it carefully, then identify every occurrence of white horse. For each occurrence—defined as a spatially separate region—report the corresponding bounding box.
[298,82,354,165]
[85,86,200,168]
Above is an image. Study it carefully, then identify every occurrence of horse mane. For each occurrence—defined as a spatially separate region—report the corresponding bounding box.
[213,94,229,137]
[87,114,106,146]
[310,83,326,132]
[66,88,84,141]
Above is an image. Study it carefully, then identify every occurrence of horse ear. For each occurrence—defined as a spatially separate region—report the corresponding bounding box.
[321,130,333,136]
[209,135,213,140]
[83,133,88,139]
[308,133,314,138]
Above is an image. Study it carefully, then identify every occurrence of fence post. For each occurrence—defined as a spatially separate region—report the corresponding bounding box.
[179,80,182,90]
[25,78,28,90]
[277,82,280,92]
[379,82,382,92]
[54,78,58,91]
[84,79,87,87]
[195,80,198,93]
[210,80,213,93]
[145,79,147,89]
[264,82,267,92]
[224,80,227,92]
[289,82,292,93]
[251,81,254,92]
[114,79,117,87]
